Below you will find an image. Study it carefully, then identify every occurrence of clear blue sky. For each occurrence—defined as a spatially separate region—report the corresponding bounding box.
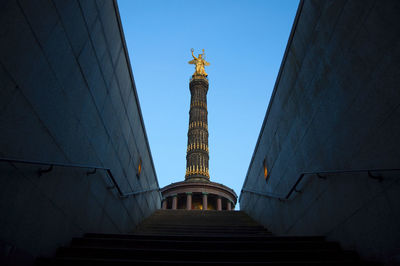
[117,0,299,208]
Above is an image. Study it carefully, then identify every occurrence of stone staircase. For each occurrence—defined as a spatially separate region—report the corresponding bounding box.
[37,210,366,265]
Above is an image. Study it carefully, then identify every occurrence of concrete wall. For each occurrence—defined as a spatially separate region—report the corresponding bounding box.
[240,0,400,263]
[0,0,160,263]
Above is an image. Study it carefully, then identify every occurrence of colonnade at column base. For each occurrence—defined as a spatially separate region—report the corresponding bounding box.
[160,180,237,211]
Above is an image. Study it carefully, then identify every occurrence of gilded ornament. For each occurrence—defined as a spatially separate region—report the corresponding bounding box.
[188,48,210,77]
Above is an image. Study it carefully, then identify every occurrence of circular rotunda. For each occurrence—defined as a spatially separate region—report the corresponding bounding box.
[161,179,237,211]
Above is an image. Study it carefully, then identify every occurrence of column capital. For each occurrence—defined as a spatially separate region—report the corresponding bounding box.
[202,192,208,195]
[185,192,192,195]
[171,194,178,197]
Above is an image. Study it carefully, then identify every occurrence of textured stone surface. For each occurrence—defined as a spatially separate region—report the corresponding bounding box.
[0,0,160,263]
[240,0,400,263]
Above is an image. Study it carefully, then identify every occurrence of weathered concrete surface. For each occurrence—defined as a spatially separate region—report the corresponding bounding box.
[0,0,160,264]
[240,0,400,263]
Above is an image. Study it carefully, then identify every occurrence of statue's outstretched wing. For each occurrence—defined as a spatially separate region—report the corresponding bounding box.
[188,59,196,64]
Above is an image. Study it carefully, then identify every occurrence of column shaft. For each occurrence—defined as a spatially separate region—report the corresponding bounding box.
[186,78,210,180]
[186,193,192,210]
[217,197,222,211]
[202,194,208,210]
[172,195,177,210]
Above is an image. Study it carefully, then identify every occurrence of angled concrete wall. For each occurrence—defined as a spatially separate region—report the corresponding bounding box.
[0,0,160,263]
[240,0,400,263]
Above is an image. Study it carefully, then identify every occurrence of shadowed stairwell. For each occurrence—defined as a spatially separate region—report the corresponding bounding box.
[36,210,374,265]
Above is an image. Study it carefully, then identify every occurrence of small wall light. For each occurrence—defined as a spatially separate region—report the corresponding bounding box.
[263,158,269,182]
[137,158,142,178]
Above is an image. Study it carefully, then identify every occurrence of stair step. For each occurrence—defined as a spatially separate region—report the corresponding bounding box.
[137,225,268,229]
[37,211,364,265]
[71,237,340,251]
[37,257,364,265]
[138,223,266,227]
[135,228,272,235]
[56,246,359,262]
[84,233,325,242]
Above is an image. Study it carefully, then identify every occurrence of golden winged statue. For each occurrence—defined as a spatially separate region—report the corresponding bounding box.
[188,48,210,77]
